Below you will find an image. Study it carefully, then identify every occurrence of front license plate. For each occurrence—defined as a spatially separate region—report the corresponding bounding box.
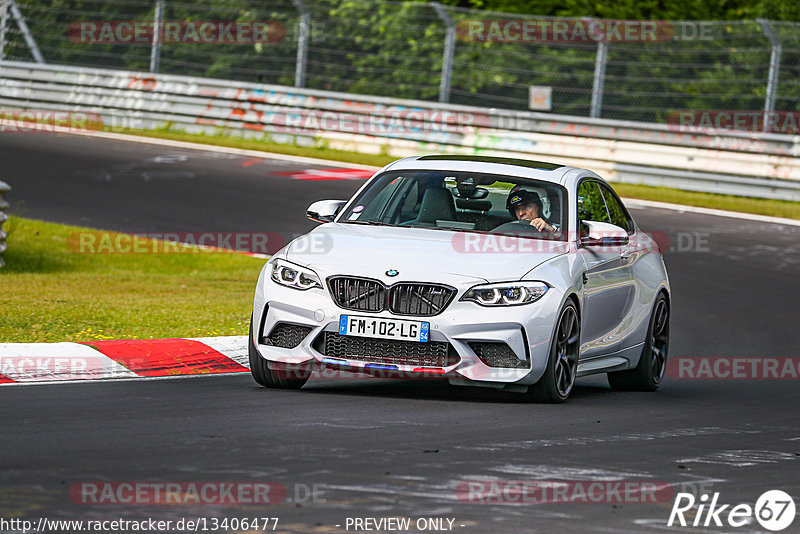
[339,315,429,343]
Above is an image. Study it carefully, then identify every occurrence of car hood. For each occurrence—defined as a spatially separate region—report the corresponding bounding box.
[285,223,568,284]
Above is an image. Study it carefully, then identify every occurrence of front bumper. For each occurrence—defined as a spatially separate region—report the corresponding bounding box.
[252,264,563,387]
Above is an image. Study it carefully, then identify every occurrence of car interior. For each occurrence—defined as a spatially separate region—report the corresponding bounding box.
[345,172,567,239]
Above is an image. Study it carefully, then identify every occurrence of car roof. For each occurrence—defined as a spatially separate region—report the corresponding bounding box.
[382,154,584,186]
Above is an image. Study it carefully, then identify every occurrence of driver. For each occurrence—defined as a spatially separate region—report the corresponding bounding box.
[506,188,557,233]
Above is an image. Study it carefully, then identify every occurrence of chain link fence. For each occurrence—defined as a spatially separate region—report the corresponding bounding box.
[1,0,799,124]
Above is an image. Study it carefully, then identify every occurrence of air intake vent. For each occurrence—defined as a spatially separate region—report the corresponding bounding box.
[322,332,459,367]
[468,342,528,368]
[265,323,313,349]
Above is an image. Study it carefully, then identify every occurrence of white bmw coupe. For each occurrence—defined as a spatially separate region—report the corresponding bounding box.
[249,155,670,402]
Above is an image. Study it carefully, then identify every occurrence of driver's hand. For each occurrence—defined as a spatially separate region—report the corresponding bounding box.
[529,218,553,232]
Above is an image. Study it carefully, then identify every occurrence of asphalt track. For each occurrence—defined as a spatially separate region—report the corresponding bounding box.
[1,132,799,533]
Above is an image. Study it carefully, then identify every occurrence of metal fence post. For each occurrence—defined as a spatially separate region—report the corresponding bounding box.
[757,19,781,133]
[430,2,455,103]
[291,0,310,88]
[8,0,43,63]
[150,0,164,73]
[0,0,8,64]
[589,40,608,118]
[0,181,10,268]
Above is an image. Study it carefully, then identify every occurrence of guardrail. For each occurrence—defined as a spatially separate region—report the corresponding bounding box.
[0,180,9,267]
[1,60,799,201]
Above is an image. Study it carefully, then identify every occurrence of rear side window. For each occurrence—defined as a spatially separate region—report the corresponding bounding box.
[599,184,634,234]
[576,181,610,224]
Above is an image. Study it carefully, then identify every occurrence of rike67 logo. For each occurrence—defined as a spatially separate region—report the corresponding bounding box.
[668,490,795,531]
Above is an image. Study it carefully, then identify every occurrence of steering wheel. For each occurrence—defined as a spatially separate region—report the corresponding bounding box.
[490,219,544,236]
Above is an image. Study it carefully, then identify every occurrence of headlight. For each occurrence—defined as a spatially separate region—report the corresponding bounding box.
[461,281,548,306]
[270,259,322,290]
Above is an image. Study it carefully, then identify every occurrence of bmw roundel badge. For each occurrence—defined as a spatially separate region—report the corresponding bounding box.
[386,269,399,277]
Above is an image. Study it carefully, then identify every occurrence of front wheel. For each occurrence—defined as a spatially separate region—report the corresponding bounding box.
[526,301,580,403]
[248,316,310,389]
[607,294,669,391]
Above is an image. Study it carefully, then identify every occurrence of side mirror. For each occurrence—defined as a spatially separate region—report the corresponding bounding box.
[580,221,629,247]
[306,200,346,223]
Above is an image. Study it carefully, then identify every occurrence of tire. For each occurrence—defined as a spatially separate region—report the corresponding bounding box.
[607,294,669,392]
[248,315,310,389]
[526,301,580,403]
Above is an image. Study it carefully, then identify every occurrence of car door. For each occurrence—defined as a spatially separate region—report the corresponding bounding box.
[576,180,635,359]
[598,182,649,351]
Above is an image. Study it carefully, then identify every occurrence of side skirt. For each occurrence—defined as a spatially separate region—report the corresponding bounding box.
[576,342,645,377]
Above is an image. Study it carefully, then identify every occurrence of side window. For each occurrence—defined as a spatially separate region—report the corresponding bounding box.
[600,184,634,234]
[358,177,402,221]
[576,181,610,224]
[359,176,422,223]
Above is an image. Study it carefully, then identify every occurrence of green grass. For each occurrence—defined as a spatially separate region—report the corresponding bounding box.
[0,217,265,343]
[108,126,800,220]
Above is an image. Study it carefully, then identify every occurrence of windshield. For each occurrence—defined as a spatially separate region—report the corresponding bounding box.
[338,170,569,241]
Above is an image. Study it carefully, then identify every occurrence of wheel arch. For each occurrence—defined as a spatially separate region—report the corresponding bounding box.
[565,292,581,320]
[655,286,671,313]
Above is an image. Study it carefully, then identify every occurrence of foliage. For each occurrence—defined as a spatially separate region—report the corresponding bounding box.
[5,0,799,122]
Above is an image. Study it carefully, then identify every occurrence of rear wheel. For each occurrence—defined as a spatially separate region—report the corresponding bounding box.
[607,294,669,391]
[526,301,580,403]
[248,316,310,389]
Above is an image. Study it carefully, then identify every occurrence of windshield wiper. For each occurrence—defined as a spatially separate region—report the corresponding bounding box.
[341,220,395,227]
[404,224,474,233]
